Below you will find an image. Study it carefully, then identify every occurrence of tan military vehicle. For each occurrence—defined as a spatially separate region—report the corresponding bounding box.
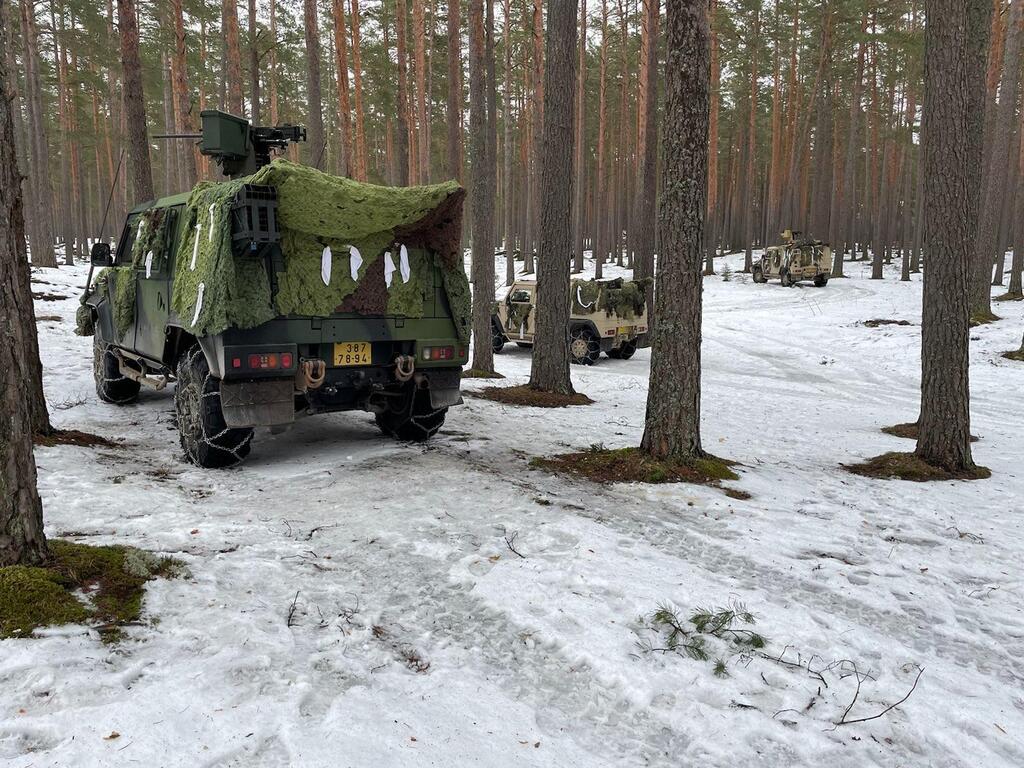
[753,230,832,287]
[491,277,649,365]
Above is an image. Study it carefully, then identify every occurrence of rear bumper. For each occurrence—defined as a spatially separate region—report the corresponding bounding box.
[219,366,463,428]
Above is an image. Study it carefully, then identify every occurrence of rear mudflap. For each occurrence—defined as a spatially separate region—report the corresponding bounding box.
[220,379,295,427]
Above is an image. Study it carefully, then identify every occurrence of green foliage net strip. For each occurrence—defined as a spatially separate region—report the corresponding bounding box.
[570,277,652,320]
[171,160,470,341]
[76,208,177,337]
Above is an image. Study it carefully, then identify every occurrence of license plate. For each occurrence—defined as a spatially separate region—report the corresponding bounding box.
[333,341,372,366]
[616,326,634,336]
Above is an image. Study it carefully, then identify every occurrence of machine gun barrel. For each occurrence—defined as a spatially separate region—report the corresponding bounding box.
[152,133,203,140]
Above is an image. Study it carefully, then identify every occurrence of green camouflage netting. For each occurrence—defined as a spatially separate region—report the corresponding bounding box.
[95,267,137,338]
[75,301,95,336]
[171,159,469,340]
[598,277,652,320]
[571,280,603,314]
[130,207,175,274]
[171,179,277,336]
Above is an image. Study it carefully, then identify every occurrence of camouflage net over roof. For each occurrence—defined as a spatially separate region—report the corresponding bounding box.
[171,159,469,340]
[571,277,652,320]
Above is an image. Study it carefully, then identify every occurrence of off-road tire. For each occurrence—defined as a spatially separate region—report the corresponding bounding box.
[569,326,601,366]
[608,339,638,360]
[175,346,253,468]
[93,337,140,405]
[813,274,829,287]
[752,266,767,284]
[491,317,507,353]
[780,270,795,288]
[375,386,447,442]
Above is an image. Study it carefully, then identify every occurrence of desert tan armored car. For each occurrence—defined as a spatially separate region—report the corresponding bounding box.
[491,277,650,365]
[753,230,832,287]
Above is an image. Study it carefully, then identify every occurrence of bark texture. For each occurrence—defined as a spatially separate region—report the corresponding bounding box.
[468,0,495,373]
[529,0,577,395]
[304,0,326,169]
[973,0,1023,316]
[640,0,709,461]
[117,0,154,203]
[0,1,47,567]
[447,0,463,181]
[916,0,987,471]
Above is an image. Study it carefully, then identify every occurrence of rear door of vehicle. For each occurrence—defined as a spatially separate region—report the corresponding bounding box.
[134,207,181,363]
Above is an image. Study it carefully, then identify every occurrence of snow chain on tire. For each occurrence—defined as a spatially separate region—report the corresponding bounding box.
[175,346,253,468]
[375,386,447,442]
[93,337,141,405]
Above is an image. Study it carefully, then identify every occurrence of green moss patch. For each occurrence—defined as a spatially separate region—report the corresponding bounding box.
[882,422,978,442]
[843,452,991,482]
[993,292,1023,302]
[969,311,1000,327]
[472,384,594,408]
[1003,348,1024,362]
[0,541,187,640]
[532,447,744,495]
[462,368,505,379]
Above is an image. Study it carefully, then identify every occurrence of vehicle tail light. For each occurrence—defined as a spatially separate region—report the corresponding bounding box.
[248,353,281,369]
[231,357,242,369]
[421,346,455,361]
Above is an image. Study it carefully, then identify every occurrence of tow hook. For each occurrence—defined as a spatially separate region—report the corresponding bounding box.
[295,358,326,393]
[394,355,416,382]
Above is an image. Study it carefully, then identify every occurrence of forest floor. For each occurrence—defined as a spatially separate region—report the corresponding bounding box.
[3,252,1024,767]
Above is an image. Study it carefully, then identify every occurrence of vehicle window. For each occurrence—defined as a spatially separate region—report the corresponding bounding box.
[114,213,142,267]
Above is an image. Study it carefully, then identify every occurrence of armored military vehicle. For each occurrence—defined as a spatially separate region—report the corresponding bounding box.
[77,110,469,468]
[753,230,832,287]
[491,277,649,365]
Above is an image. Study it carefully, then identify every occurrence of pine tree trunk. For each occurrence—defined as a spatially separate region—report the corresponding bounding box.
[641,0,709,461]
[269,0,279,125]
[117,0,154,204]
[350,0,369,181]
[529,0,577,395]
[502,0,515,279]
[447,0,463,181]
[223,0,244,115]
[973,0,1023,318]
[836,10,868,275]
[0,2,47,566]
[742,7,760,271]
[333,0,353,177]
[810,8,833,240]
[916,0,987,472]
[18,0,56,267]
[413,0,429,182]
[303,0,326,169]
[632,0,658,331]
[171,0,196,189]
[1009,104,1024,296]
[572,0,588,273]
[469,0,495,374]
[595,0,609,278]
[486,0,497,234]
[248,0,261,124]
[394,0,411,184]
[704,0,719,274]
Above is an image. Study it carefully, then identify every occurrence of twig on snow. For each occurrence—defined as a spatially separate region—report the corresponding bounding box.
[833,665,924,728]
[286,591,301,627]
[504,531,526,558]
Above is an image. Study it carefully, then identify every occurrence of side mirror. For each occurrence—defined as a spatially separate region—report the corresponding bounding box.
[90,242,112,267]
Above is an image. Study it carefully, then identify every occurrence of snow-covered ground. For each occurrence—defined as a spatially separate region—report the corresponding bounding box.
[4,253,1024,767]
